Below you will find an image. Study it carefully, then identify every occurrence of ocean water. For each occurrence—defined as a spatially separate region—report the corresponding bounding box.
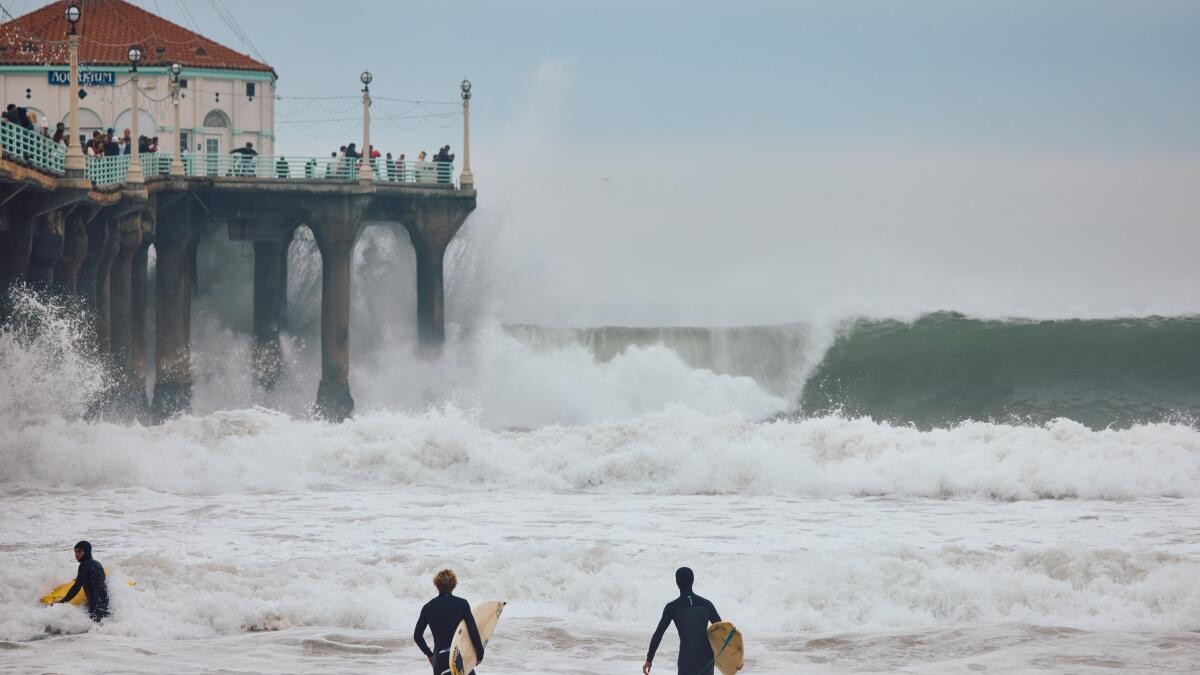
[1,291,1199,673]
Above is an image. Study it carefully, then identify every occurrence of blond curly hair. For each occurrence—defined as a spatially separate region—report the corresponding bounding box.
[434,569,458,593]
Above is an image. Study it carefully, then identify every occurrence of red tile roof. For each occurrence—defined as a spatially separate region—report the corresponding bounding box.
[0,0,274,75]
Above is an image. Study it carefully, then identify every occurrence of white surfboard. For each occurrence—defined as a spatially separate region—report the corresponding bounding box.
[448,600,505,675]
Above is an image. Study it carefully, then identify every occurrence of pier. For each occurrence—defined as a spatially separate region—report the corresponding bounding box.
[0,121,477,422]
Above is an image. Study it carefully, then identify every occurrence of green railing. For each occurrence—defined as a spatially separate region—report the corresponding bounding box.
[85,154,130,186]
[181,153,360,180]
[375,158,456,185]
[0,120,67,175]
[79,152,459,187]
[142,153,172,178]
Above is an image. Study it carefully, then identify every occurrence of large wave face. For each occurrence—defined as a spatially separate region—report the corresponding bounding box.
[800,313,1200,429]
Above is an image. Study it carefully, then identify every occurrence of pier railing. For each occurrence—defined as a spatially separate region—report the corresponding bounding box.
[0,120,67,175]
[85,154,130,185]
[74,153,457,187]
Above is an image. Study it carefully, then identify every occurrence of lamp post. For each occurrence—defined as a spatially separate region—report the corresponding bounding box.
[359,70,373,182]
[459,79,473,188]
[169,62,184,176]
[64,4,84,175]
[125,45,144,184]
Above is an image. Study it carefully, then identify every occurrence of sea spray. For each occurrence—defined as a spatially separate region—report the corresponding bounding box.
[0,288,107,424]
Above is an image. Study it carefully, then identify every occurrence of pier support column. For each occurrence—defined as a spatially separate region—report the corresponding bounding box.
[309,202,364,422]
[128,239,151,413]
[77,216,110,343]
[415,249,445,350]
[153,209,194,419]
[2,205,33,295]
[54,208,89,295]
[314,235,355,421]
[27,211,65,292]
[109,217,142,380]
[252,236,291,390]
[404,198,475,356]
[94,219,120,357]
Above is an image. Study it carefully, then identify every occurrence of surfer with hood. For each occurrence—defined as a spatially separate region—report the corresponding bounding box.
[56,540,109,622]
[414,568,484,675]
[644,567,723,675]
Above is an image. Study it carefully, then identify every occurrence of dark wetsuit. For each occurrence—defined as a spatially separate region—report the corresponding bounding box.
[60,554,109,622]
[414,592,484,675]
[647,593,721,675]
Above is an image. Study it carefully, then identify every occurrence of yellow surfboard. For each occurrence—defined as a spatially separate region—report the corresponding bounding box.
[707,621,744,675]
[449,600,505,675]
[41,579,135,606]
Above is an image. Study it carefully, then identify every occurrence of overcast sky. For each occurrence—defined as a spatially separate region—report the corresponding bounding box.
[39,1,1200,324]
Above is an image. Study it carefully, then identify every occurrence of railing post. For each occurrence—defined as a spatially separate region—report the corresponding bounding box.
[169,65,184,177]
[359,73,374,183]
[460,79,473,188]
[126,66,145,184]
[65,32,84,175]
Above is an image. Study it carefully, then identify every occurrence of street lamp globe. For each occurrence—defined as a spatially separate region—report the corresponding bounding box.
[128,45,142,65]
[170,62,182,77]
[65,4,80,24]
[360,70,373,86]
[460,79,471,100]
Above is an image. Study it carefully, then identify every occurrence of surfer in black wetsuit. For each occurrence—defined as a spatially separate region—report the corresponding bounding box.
[644,567,722,675]
[57,540,109,622]
[414,569,484,675]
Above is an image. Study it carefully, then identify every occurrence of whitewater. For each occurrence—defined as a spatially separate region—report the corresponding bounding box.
[2,284,1200,673]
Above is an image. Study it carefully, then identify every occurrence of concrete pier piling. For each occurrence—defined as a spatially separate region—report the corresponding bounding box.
[129,238,151,412]
[309,202,365,422]
[54,208,89,295]
[252,236,290,390]
[78,216,110,341]
[153,203,194,419]
[94,219,120,358]
[28,211,64,291]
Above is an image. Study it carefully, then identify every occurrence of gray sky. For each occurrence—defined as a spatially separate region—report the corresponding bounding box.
[84,1,1200,323]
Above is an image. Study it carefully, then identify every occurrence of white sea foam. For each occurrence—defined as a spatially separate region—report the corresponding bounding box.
[1,490,1198,648]
[2,405,1199,499]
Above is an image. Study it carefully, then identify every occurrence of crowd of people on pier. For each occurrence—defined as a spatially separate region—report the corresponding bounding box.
[4,102,160,161]
[4,99,458,184]
[246,142,457,183]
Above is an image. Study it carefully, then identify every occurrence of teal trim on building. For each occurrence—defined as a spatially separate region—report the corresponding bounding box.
[233,128,244,134]
[0,64,275,82]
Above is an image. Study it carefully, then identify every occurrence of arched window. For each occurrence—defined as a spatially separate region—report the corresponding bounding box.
[203,110,229,128]
[113,108,158,137]
[62,108,103,136]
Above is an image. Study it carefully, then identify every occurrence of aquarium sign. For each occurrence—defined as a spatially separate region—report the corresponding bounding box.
[48,71,116,86]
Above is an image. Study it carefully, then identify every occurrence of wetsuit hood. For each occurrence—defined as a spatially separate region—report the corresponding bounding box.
[675,566,694,594]
[74,540,92,559]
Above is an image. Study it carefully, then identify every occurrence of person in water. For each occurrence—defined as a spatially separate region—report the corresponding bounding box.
[414,568,484,675]
[643,567,722,675]
[56,540,109,622]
